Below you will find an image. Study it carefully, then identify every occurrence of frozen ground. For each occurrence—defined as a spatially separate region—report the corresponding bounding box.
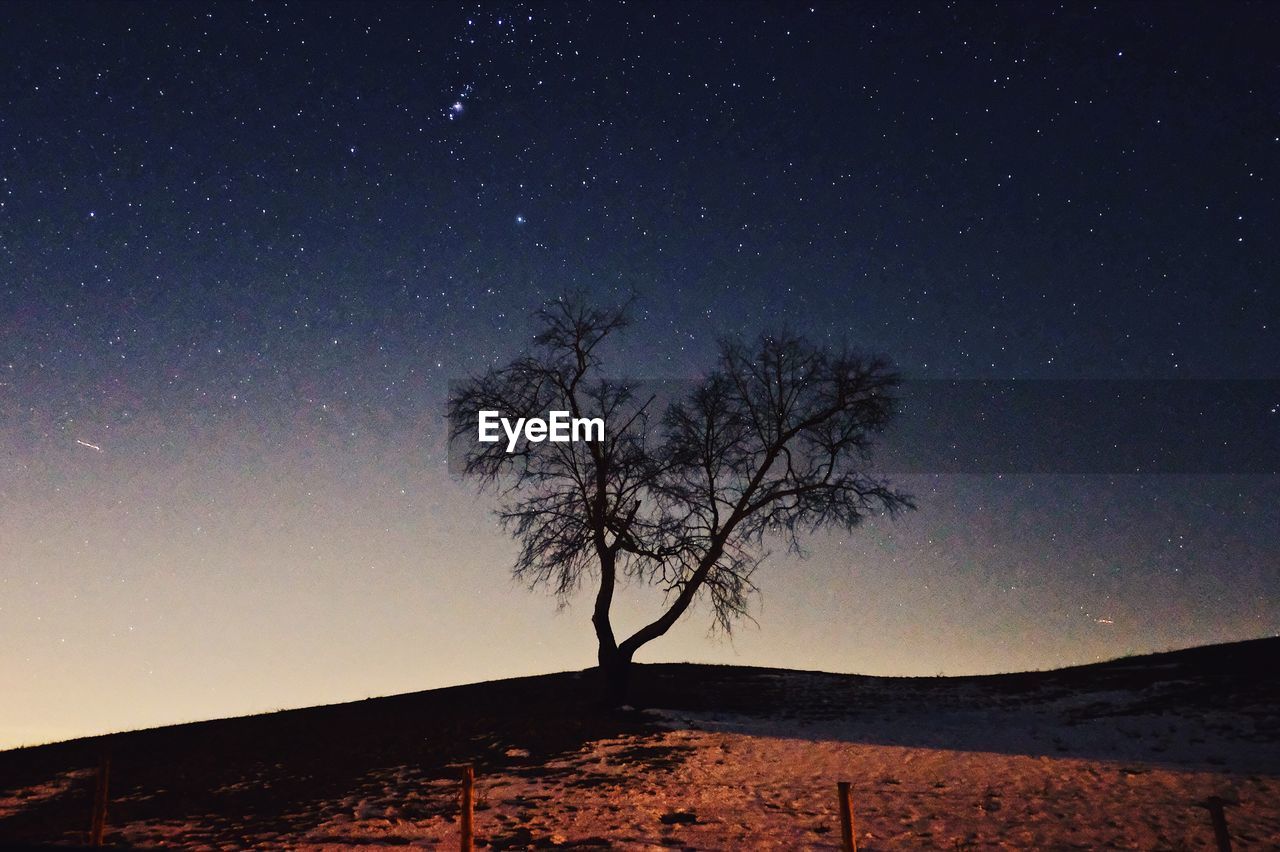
[2,640,1278,849]
[272,677,1280,849]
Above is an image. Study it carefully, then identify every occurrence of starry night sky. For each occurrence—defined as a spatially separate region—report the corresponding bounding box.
[2,1,1277,748]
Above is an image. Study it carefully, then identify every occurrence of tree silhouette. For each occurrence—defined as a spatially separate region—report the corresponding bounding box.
[448,296,913,703]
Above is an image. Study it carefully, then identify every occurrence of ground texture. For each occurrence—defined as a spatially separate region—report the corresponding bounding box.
[1,638,1278,849]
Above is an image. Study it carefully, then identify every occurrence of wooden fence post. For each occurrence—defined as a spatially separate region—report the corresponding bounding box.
[1206,796,1232,852]
[459,764,474,852]
[837,780,857,852]
[89,753,110,847]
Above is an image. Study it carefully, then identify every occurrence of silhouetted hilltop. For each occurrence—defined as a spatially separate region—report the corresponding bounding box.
[2,637,1277,849]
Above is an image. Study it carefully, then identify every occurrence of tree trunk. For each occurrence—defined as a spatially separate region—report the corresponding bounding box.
[597,645,634,707]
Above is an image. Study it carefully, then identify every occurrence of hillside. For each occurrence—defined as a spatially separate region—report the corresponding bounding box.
[2,638,1278,849]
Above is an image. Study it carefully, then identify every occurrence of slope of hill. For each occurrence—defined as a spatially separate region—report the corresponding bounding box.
[2,637,1278,849]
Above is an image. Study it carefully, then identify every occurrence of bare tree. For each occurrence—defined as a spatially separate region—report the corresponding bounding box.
[448,296,913,704]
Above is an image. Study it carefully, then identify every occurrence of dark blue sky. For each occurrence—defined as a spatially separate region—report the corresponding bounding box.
[1,1,1276,746]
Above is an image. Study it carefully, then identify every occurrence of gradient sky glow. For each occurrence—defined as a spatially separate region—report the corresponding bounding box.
[2,1,1277,750]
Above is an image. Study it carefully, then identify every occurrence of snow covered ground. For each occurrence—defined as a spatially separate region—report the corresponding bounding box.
[267,727,1273,849]
[0,768,92,822]
[116,671,1280,849]
[4,656,1279,849]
